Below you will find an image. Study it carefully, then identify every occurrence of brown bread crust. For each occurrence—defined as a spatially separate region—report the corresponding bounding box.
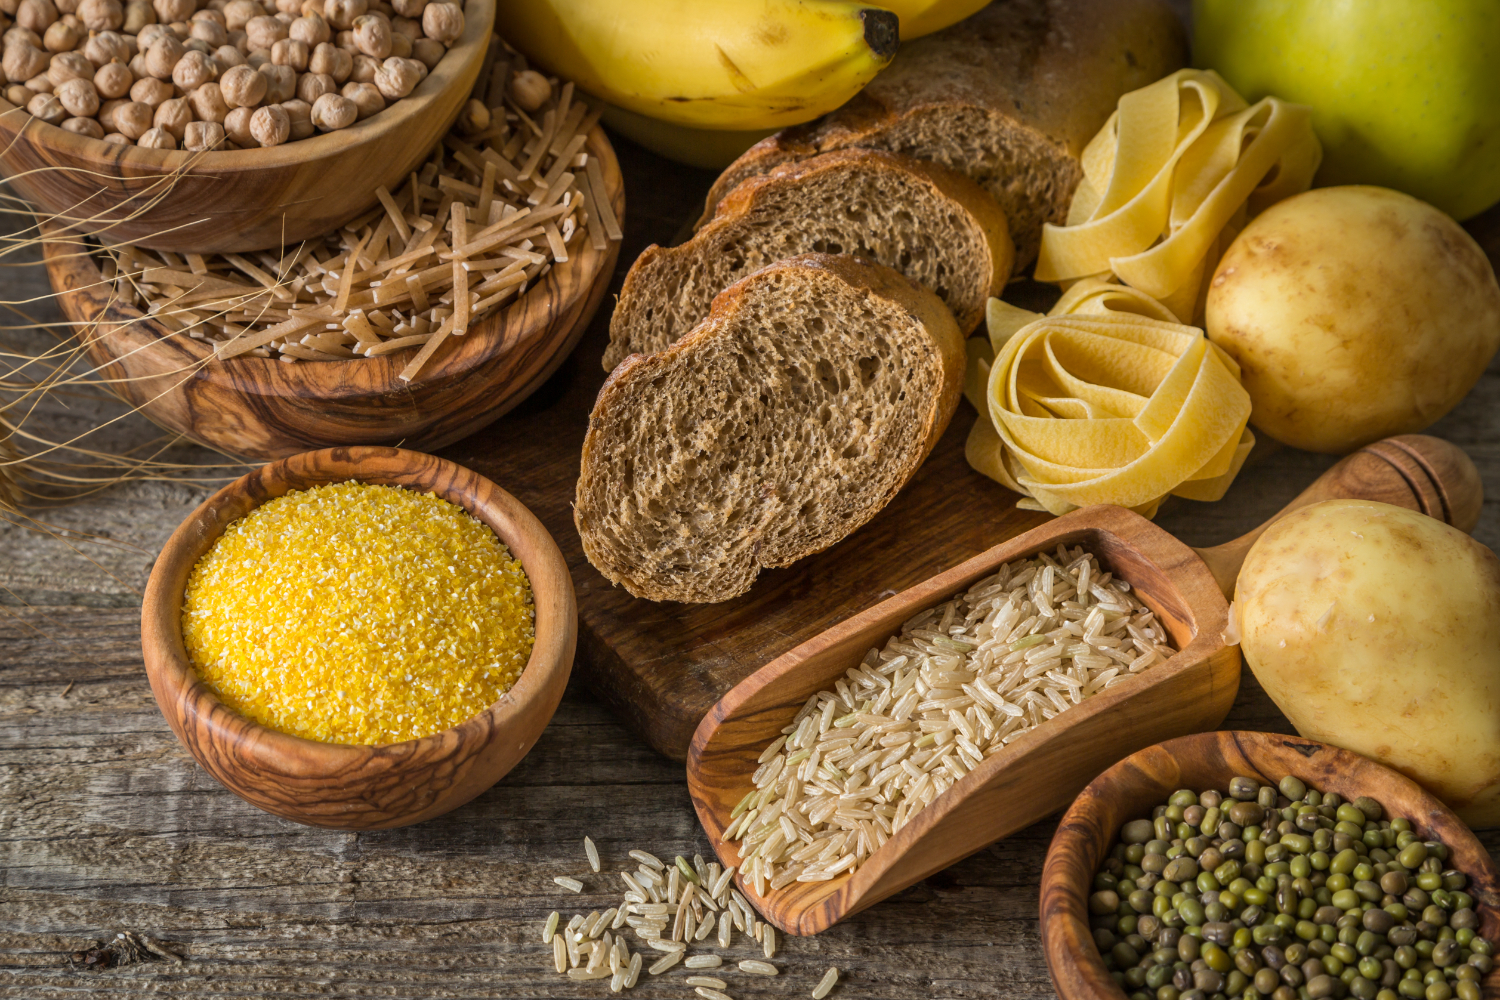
[576,253,964,604]
[604,147,1013,371]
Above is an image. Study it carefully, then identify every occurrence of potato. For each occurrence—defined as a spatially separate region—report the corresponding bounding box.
[1236,499,1500,826]
[1206,186,1500,454]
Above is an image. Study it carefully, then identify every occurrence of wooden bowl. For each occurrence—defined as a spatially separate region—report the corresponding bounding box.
[1040,731,1500,1000]
[139,446,577,829]
[0,0,492,253]
[40,126,623,461]
[687,436,1483,936]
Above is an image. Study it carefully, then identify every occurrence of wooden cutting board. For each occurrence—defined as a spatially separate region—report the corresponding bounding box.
[433,140,1048,760]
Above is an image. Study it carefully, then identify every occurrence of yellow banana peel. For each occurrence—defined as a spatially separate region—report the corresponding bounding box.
[597,103,776,170]
[873,0,991,39]
[497,0,899,131]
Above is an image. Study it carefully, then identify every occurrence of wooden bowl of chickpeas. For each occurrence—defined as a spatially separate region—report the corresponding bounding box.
[0,0,491,251]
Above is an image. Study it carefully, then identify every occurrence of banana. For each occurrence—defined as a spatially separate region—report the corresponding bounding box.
[875,0,993,39]
[598,103,776,170]
[496,0,899,132]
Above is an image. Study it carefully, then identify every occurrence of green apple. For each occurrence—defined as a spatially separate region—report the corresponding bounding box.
[1193,0,1500,220]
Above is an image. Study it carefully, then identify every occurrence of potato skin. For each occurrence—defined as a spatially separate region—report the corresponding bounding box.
[1236,499,1500,826]
[1206,186,1500,454]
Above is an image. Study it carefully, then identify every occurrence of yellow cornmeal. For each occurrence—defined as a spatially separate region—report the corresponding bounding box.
[181,481,535,746]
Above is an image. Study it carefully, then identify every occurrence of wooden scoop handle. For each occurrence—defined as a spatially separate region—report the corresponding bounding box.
[1194,435,1483,599]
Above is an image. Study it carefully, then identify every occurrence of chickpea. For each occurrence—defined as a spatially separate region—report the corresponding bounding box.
[509,68,549,112]
[181,117,222,149]
[136,124,173,146]
[216,61,261,104]
[243,99,283,143]
[151,93,189,135]
[270,0,299,13]
[46,48,89,85]
[338,77,377,117]
[135,19,169,45]
[81,30,128,65]
[128,74,168,104]
[14,0,57,34]
[220,0,257,29]
[386,29,407,57]
[3,82,29,103]
[93,58,130,96]
[149,0,189,22]
[23,71,50,91]
[96,94,124,125]
[221,99,251,140]
[268,35,304,69]
[101,129,128,142]
[0,0,16,14]
[186,78,224,119]
[212,42,241,66]
[291,66,325,100]
[418,0,456,42]
[171,47,215,88]
[242,11,282,48]
[191,6,225,24]
[257,59,290,99]
[387,0,419,17]
[141,33,182,78]
[52,74,94,113]
[40,17,74,48]
[120,0,151,31]
[306,87,348,128]
[60,114,102,136]
[349,11,386,57]
[347,49,375,81]
[188,14,226,45]
[319,0,359,29]
[244,49,267,67]
[330,25,346,45]
[2,42,45,81]
[25,88,62,119]
[454,96,486,133]
[74,0,120,28]
[296,0,320,15]
[4,23,41,46]
[277,94,310,136]
[126,49,146,75]
[387,12,414,37]
[285,10,322,43]
[110,96,150,134]
[408,35,440,69]
[306,38,346,79]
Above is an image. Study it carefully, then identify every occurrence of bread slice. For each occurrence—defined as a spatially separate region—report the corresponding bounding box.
[603,149,1012,372]
[576,253,964,604]
[697,0,1187,266]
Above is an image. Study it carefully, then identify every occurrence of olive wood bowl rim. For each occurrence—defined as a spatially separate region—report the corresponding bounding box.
[0,0,493,175]
[689,503,1235,934]
[140,445,575,768]
[1040,730,1500,1000]
[40,123,620,395]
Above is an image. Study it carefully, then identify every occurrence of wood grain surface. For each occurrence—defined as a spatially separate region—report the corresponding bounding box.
[690,505,1241,936]
[0,0,493,254]
[4,11,1500,990]
[1041,732,1500,1000]
[39,125,623,462]
[139,447,577,830]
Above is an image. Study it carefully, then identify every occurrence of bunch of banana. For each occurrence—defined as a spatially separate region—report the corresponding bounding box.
[498,0,991,167]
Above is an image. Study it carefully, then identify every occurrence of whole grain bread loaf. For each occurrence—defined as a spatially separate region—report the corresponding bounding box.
[603,149,1012,372]
[576,253,964,604]
[697,0,1187,266]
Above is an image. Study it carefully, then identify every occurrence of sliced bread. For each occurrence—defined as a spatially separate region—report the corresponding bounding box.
[602,148,1012,372]
[697,0,1187,266]
[575,253,964,604]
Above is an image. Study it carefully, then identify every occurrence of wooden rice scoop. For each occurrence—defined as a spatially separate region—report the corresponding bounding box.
[687,435,1482,935]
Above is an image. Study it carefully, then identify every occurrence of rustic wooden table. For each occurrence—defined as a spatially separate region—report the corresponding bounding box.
[4,108,1500,1000]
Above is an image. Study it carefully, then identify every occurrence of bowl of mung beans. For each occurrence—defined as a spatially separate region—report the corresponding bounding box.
[1040,730,1500,1000]
[140,444,577,829]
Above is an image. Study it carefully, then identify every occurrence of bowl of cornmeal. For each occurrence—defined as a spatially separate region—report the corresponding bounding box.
[140,445,577,829]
